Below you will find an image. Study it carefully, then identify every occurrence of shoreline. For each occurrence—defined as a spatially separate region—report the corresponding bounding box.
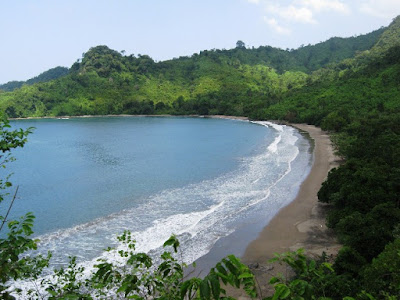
[13,116,339,296]
[234,124,341,297]
[9,114,249,121]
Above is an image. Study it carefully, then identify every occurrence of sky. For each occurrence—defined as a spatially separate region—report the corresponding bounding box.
[1,0,400,84]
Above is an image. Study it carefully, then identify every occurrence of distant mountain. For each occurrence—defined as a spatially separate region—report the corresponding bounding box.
[163,26,384,74]
[370,15,400,54]
[1,15,400,300]
[0,66,69,92]
[0,18,395,119]
[289,27,385,71]
[215,26,385,73]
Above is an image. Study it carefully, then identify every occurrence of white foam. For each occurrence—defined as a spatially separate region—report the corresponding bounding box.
[11,121,309,298]
[267,135,281,153]
[252,121,284,132]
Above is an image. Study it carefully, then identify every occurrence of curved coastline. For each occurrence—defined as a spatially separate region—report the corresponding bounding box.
[15,116,337,258]
[12,116,338,258]
[9,114,249,121]
[238,124,341,297]
[11,115,340,292]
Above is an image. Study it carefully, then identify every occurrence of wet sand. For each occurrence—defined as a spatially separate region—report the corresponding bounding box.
[234,124,341,298]
[13,115,339,296]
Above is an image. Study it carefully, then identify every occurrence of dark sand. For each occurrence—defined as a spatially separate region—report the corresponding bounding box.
[13,115,339,297]
[230,124,341,299]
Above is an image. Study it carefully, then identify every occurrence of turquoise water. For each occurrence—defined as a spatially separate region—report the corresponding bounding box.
[6,117,311,270]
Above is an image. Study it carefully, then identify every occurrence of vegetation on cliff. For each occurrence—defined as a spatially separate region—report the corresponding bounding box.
[0,23,385,119]
[0,67,69,92]
[1,15,400,300]
[257,16,400,299]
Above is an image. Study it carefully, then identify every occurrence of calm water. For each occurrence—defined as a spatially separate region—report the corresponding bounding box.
[6,116,312,270]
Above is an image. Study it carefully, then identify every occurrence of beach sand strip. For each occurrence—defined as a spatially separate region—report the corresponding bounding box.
[231,124,342,299]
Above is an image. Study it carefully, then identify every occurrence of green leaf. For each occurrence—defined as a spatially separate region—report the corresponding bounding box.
[209,275,221,299]
[269,277,281,284]
[181,280,192,298]
[163,235,180,253]
[238,272,253,279]
[272,284,291,300]
[290,279,307,295]
[215,262,228,276]
[309,259,316,270]
[321,262,334,272]
[227,254,241,267]
[222,259,237,276]
[200,279,211,300]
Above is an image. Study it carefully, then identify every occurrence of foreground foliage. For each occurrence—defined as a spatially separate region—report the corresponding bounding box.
[23,233,256,299]
[0,117,257,299]
[1,15,400,300]
[0,119,50,299]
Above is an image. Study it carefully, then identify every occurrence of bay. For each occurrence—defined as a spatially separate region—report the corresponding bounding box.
[6,116,311,269]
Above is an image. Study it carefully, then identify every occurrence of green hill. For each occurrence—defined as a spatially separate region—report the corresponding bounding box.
[251,17,400,298]
[0,66,69,92]
[1,14,400,299]
[208,26,384,73]
[0,45,307,118]
[0,23,386,118]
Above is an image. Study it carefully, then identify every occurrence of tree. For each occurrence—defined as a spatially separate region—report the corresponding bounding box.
[362,238,400,297]
[21,232,257,299]
[236,40,246,49]
[0,118,50,299]
[266,249,336,299]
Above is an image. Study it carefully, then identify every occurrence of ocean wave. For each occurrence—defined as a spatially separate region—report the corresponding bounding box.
[37,122,300,264]
[12,121,309,298]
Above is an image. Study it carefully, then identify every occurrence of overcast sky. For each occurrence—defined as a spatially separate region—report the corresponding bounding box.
[1,0,399,84]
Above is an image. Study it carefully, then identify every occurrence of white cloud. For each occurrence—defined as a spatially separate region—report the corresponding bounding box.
[268,4,317,24]
[298,0,350,14]
[264,17,292,34]
[360,0,400,19]
[250,0,352,35]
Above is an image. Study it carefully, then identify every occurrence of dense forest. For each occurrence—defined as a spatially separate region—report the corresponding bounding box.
[0,67,69,92]
[0,25,385,119]
[0,15,399,300]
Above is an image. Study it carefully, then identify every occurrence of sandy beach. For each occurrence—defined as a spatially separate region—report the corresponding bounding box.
[231,124,342,298]
[13,115,339,296]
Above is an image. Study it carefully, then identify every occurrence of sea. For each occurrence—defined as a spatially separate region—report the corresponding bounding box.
[5,116,312,293]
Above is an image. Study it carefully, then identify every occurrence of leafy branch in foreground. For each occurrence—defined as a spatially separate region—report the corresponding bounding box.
[0,118,51,300]
[265,249,335,300]
[25,232,257,299]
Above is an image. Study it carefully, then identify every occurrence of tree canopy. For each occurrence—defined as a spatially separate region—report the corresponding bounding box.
[1,15,400,299]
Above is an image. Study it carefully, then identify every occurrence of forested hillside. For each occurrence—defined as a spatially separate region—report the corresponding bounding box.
[0,23,385,119]
[1,15,400,299]
[0,66,69,92]
[256,16,400,299]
